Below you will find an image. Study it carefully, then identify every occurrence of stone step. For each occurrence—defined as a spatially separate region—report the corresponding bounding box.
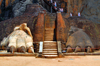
[45,29,54,33]
[44,39,53,40]
[45,22,55,24]
[45,34,54,36]
[45,28,54,30]
[44,41,57,44]
[44,39,53,41]
[44,36,53,38]
[44,41,56,42]
[42,40,58,57]
[44,40,54,41]
[44,44,57,46]
[42,55,58,58]
[43,46,56,48]
[43,51,57,53]
[43,47,57,49]
[43,53,57,55]
[44,45,57,47]
[43,49,57,51]
[44,36,54,39]
[44,36,54,38]
[45,33,54,35]
[45,29,54,31]
[44,43,57,45]
[45,30,54,33]
[43,48,57,49]
[45,34,54,35]
[44,46,57,48]
[45,31,54,34]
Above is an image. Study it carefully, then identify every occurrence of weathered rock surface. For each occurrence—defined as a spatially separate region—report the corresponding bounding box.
[13,0,33,17]
[66,26,94,51]
[0,0,34,21]
[63,16,100,49]
[0,4,46,42]
[81,0,100,23]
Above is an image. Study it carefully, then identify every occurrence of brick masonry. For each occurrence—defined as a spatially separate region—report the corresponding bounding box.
[34,12,45,42]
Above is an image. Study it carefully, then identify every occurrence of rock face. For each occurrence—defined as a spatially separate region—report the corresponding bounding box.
[13,0,33,17]
[81,0,100,23]
[0,0,33,21]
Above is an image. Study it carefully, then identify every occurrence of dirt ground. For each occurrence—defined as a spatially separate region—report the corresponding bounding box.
[0,56,100,66]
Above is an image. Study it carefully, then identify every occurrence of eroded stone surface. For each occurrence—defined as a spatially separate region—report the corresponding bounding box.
[66,26,94,52]
[81,0,100,23]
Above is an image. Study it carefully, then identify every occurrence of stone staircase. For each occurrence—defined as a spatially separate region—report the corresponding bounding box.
[44,13,56,41]
[44,28,54,41]
[45,13,56,28]
[42,41,58,58]
[42,13,58,58]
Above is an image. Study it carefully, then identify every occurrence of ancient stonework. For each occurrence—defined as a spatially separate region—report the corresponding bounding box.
[66,26,94,52]
[1,23,34,53]
[56,12,66,42]
[33,12,45,42]
[0,3,100,53]
[63,16,100,49]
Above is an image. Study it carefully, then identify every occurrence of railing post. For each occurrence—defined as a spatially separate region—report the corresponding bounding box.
[38,41,43,57]
[57,41,64,57]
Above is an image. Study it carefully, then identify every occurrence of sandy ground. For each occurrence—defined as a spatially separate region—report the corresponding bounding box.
[0,56,100,66]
